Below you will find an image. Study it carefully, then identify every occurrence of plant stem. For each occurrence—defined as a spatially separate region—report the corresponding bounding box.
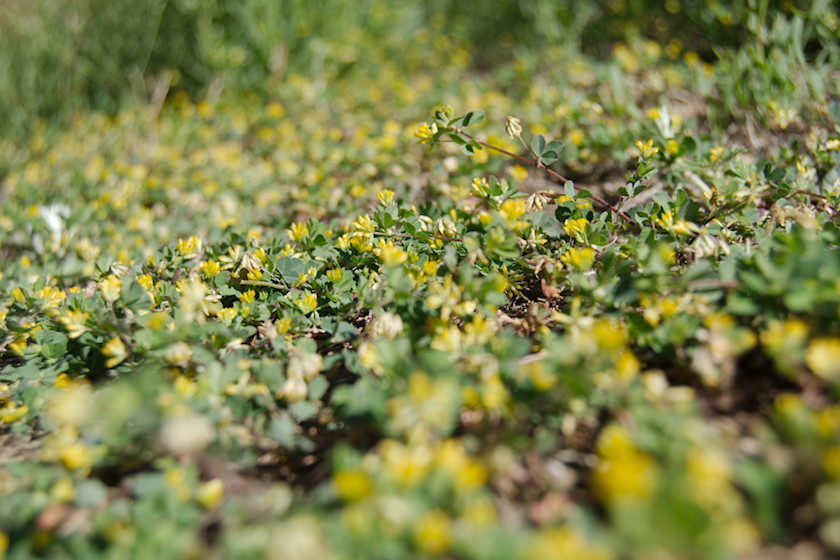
[459,131,637,227]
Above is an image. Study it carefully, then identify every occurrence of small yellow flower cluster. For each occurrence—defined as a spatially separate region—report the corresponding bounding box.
[37,286,65,316]
[59,308,90,339]
[0,382,29,424]
[635,138,659,159]
[387,371,459,440]
[498,199,528,231]
[175,235,203,259]
[99,274,122,303]
[376,189,395,206]
[374,240,408,267]
[562,217,588,240]
[590,424,657,504]
[653,210,696,236]
[287,221,309,243]
[560,246,595,271]
[294,291,318,315]
[414,122,439,144]
[530,525,614,560]
[102,337,127,368]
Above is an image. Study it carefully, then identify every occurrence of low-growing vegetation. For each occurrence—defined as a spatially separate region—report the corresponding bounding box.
[2,1,840,558]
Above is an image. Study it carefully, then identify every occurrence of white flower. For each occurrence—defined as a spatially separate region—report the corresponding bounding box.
[160,413,214,456]
[369,311,404,339]
[287,352,323,382]
[505,116,523,139]
[279,376,308,402]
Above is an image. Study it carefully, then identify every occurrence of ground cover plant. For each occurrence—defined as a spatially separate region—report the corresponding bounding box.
[2,1,840,558]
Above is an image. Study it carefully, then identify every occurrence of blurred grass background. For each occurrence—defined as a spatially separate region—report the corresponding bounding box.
[0,0,826,142]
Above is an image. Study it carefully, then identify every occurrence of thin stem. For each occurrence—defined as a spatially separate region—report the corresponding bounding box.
[373,231,463,242]
[241,279,295,291]
[460,131,637,227]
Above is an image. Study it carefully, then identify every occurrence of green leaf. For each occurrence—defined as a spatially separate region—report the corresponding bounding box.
[564,181,576,199]
[332,377,386,419]
[766,166,787,183]
[545,140,564,154]
[35,330,68,360]
[275,256,307,284]
[652,191,671,208]
[531,134,546,156]
[122,280,151,312]
[268,416,296,447]
[462,110,485,126]
[290,400,319,422]
[332,321,358,343]
[308,375,329,400]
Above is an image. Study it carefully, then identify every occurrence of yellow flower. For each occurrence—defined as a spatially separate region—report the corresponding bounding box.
[635,139,659,158]
[413,510,451,555]
[286,221,309,242]
[563,218,588,240]
[591,425,657,504]
[196,479,224,508]
[380,439,432,487]
[137,273,154,290]
[332,469,373,502]
[414,122,439,144]
[377,243,408,267]
[200,260,221,278]
[806,337,840,380]
[295,292,318,315]
[526,359,557,391]
[37,286,65,315]
[709,145,725,162]
[215,307,237,325]
[11,287,25,304]
[326,268,342,283]
[510,165,528,183]
[560,247,595,271]
[377,189,395,206]
[59,309,89,339]
[60,443,93,471]
[471,177,489,197]
[499,199,526,225]
[176,235,202,258]
[823,446,840,479]
[51,478,77,503]
[276,317,292,334]
[99,275,122,303]
[531,526,614,560]
[102,337,127,368]
[352,213,374,234]
[0,402,28,423]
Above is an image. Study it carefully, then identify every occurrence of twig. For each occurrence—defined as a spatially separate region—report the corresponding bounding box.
[241,279,289,290]
[458,131,637,227]
[373,231,463,242]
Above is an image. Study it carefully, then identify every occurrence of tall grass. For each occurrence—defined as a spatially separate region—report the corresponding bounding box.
[0,0,823,143]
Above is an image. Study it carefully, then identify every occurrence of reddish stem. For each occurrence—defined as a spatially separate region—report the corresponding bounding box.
[459,131,637,227]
